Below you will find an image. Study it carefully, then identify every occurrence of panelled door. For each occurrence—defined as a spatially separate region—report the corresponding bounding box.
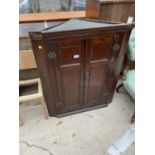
[49,39,85,114]
[84,32,123,107]
[47,32,124,114]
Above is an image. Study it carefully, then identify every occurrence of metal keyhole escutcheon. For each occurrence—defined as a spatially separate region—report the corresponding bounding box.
[48,51,56,60]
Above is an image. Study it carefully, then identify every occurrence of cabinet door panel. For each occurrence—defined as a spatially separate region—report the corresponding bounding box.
[60,46,80,65]
[87,65,108,102]
[61,65,81,108]
[91,42,113,60]
[84,33,122,106]
[49,39,85,114]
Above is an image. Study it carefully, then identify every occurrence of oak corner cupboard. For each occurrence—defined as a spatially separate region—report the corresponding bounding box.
[29,19,134,117]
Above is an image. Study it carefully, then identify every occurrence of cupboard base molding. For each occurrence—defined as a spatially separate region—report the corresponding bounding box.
[56,103,109,117]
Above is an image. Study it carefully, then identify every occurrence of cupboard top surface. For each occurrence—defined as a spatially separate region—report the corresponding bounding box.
[20,21,63,38]
[42,19,120,33]
[29,19,134,41]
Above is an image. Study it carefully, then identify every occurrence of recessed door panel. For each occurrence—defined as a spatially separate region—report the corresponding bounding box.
[87,65,107,102]
[61,65,81,107]
[91,42,113,60]
[60,46,80,65]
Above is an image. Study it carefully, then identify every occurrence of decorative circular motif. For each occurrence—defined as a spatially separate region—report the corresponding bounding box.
[113,44,120,51]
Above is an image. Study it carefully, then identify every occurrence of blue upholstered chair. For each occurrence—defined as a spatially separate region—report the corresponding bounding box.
[116,28,135,122]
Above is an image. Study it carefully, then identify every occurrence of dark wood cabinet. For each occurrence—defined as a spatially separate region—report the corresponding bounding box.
[86,0,135,22]
[30,19,133,117]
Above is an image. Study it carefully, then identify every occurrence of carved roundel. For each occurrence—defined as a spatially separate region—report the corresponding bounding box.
[113,44,120,51]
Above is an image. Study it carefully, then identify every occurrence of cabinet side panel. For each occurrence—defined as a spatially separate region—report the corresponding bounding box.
[31,40,57,116]
[106,31,130,101]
